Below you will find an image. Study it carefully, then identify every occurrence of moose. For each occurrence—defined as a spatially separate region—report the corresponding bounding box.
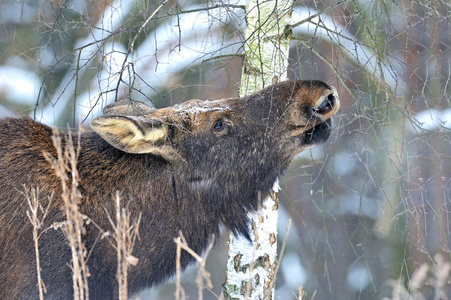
[0,80,339,299]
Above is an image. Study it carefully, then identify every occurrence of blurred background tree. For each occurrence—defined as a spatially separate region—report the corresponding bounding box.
[0,0,450,299]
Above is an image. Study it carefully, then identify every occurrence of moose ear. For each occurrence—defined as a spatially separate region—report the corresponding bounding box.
[90,115,178,160]
[103,100,155,116]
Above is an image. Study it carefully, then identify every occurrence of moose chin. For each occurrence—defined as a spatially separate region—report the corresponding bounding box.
[0,80,339,299]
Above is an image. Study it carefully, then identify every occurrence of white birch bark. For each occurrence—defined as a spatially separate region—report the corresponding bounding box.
[223,0,293,299]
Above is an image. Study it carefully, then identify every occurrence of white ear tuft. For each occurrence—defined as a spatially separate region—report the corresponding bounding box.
[103,100,155,116]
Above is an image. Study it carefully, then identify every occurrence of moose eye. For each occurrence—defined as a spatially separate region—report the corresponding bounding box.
[213,119,231,133]
[213,119,226,132]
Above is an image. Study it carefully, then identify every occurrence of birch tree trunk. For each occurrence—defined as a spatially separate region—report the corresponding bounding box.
[223,1,293,299]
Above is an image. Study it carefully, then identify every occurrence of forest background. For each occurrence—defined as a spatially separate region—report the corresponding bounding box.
[0,0,450,299]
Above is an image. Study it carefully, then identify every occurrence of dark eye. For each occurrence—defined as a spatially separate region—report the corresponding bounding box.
[213,119,226,132]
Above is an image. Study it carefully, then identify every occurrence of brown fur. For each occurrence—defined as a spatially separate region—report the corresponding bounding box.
[0,80,339,299]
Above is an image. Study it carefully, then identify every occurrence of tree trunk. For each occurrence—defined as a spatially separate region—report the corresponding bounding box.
[223,0,293,299]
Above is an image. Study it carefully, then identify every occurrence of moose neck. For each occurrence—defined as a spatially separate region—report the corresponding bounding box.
[171,136,290,240]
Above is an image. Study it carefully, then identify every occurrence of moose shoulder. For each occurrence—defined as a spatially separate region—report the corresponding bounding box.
[0,80,339,299]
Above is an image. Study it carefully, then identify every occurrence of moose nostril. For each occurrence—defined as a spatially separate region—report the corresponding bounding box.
[327,93,335,105]
[315,93,335,115]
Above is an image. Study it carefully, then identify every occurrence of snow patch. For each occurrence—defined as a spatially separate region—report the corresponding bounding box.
[411,109,451,133]
[0,66,40,105]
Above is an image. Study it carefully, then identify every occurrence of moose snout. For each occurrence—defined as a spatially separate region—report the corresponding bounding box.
[313,87,339,116]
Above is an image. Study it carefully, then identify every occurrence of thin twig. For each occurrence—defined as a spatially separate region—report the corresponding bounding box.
[25,187,53,300]
[174,235,186,300]
[114,0,169,102]
[270,219,292,295]
[173,232,215,300]
[168,4,245,17]
[289,1,346,29]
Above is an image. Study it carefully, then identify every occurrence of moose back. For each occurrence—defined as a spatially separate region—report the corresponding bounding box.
[0,80,339,299]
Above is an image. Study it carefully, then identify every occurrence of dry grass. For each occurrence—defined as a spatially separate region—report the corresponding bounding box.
[106,191,141,300]
[39,127,143,300]
[24,187,53,300]
[383,253,451,300]
[44,129,90,300]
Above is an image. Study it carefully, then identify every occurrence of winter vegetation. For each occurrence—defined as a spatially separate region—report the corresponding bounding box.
[0,0,450,299]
